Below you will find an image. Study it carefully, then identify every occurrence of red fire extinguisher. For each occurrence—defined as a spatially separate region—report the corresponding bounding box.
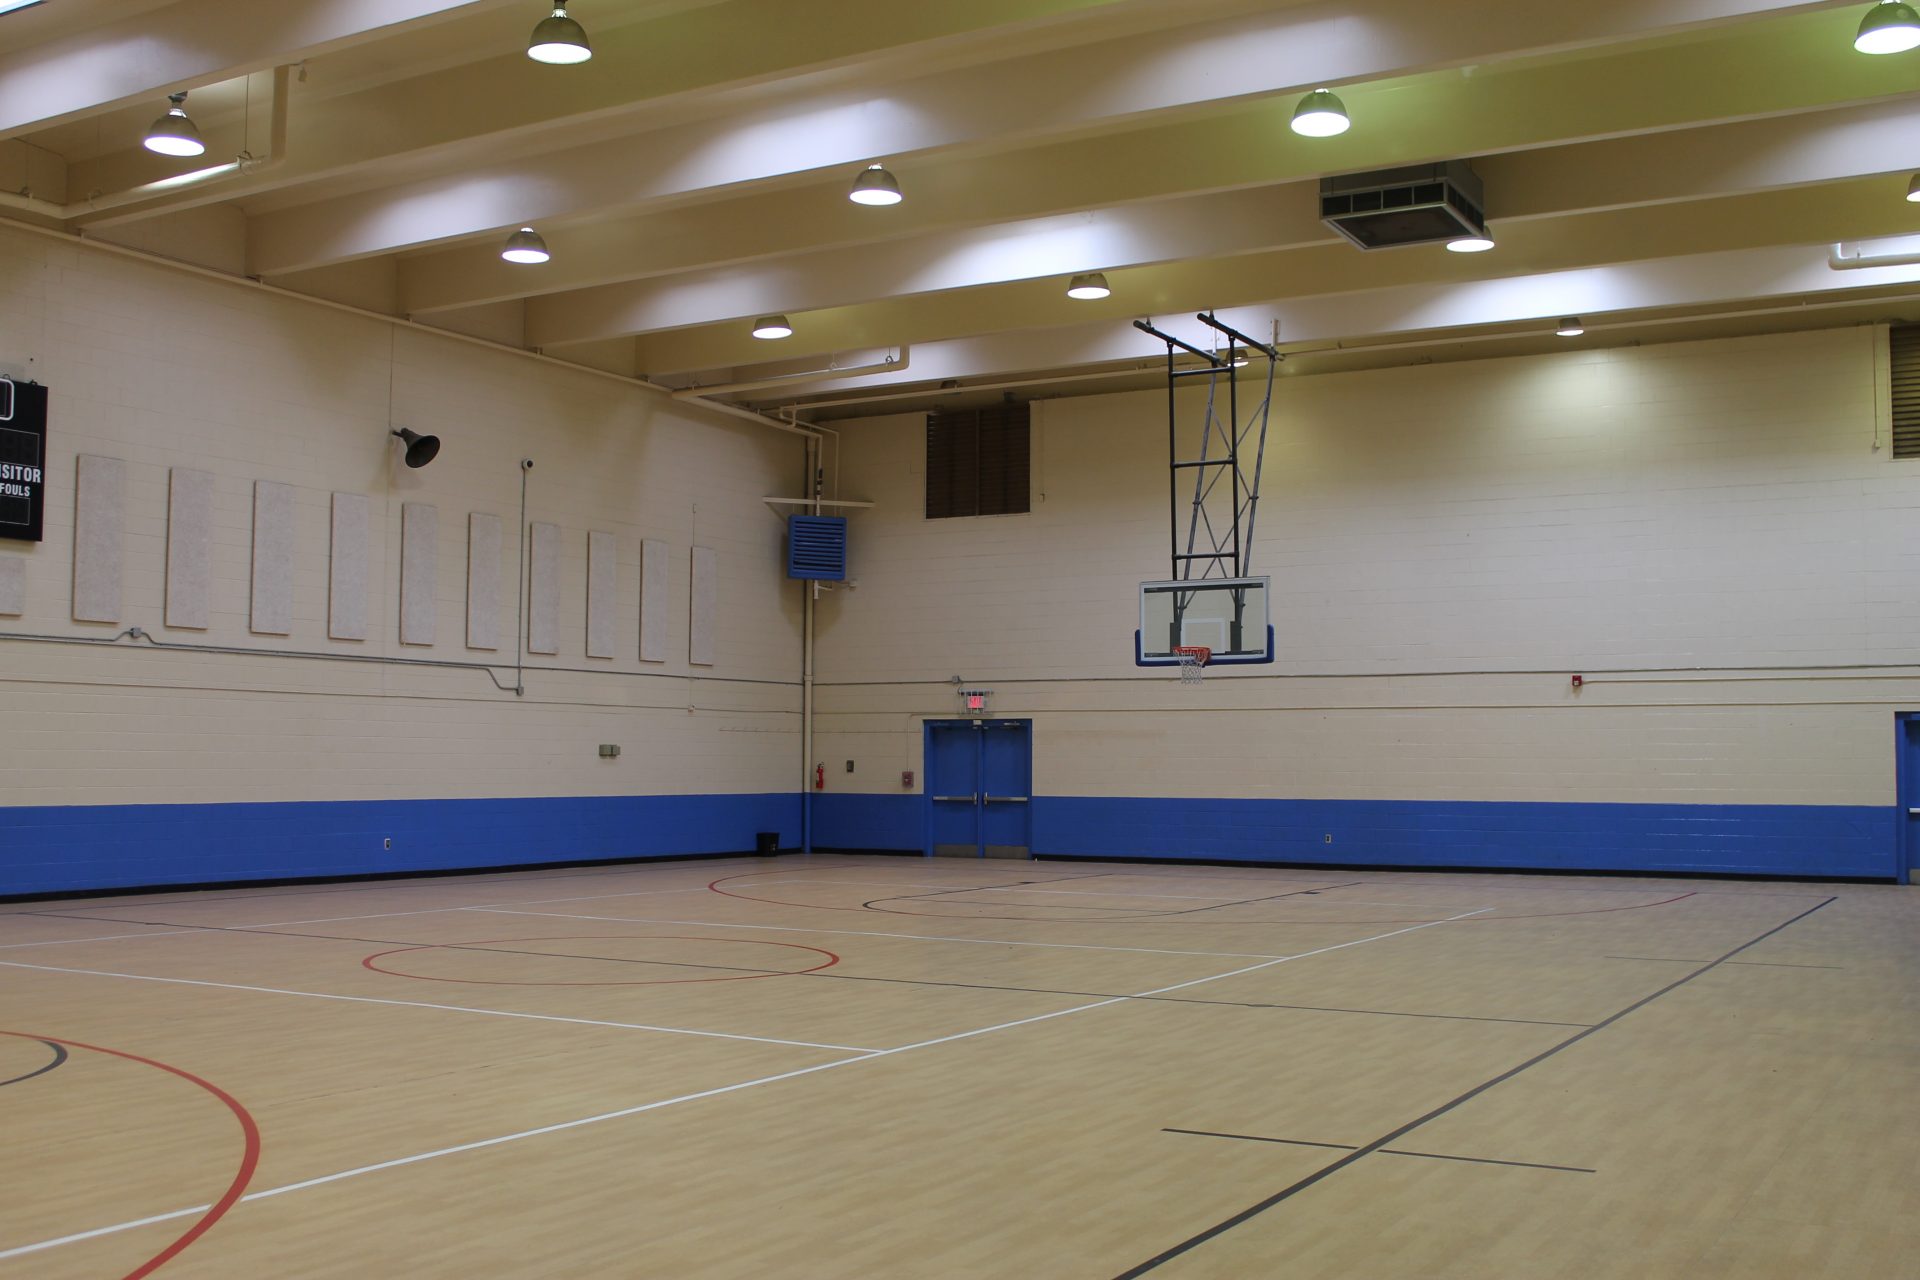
[814,763,825,791]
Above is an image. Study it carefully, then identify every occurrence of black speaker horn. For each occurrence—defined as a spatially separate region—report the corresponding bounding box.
[390,428,441,469]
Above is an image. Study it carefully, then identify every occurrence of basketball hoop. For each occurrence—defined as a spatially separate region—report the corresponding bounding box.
[1172,644,1211,685]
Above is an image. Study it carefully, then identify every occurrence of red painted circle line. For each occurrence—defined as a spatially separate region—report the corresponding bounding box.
[706,868,1697,925]
[0,1029,261,1280]
[360,934,841,987]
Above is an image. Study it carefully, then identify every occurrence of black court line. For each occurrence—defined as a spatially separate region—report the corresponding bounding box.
[17,912,1593,1030]
[1163,1128,1594,1174]
[1114,895,1837,1278]
[1120,882,1369,920]
[856,873,1126,911]
[0,856,861,915]
[0,1038,68,1090]
[1607,955,1845,971]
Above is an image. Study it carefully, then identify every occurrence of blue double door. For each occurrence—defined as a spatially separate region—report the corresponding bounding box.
[925,719,1033,859]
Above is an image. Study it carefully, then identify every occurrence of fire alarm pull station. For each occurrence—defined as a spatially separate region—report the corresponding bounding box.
[902,770,914,789]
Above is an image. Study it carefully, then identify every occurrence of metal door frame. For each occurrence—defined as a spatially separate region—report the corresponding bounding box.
[922,719,1033,858]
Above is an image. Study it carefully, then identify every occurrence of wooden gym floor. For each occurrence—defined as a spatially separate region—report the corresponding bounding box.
[0,854,1913,1279]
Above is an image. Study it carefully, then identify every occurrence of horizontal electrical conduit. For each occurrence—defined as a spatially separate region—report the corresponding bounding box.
[0,66,292,224]
[670,350,907,400]
[1829,242,1920,271]
[816,662,1920,686]
[0,630,802,691]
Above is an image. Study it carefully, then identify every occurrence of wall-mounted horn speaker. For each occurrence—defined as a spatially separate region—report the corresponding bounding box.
[390,428,441,469]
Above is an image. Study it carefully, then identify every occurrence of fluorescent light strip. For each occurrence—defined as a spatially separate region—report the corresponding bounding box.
[0,1,49,14]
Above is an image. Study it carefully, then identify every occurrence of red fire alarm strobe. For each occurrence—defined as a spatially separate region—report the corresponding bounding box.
[1570,674,1584,689]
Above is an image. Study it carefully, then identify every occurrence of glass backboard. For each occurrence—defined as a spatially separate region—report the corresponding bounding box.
[1136,576,1274,666]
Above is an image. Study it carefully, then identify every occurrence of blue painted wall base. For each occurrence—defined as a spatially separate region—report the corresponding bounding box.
[0,793,800,896]
[811,793,1898,880]
[4,790,1894,896]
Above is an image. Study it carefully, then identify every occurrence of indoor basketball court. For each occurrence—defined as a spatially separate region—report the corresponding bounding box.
[2,857,1907,1278]
[5,1,1920,1277]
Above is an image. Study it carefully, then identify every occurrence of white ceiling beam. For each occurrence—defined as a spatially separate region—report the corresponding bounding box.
[0,0,514,139]
[526,188,1322,347]
[527,97,1920,348]
[757,243,1920,398]
[400,48,1920,318]
[64,0,1198,219]
[624,176,1908,374]
[244,0,1859,275]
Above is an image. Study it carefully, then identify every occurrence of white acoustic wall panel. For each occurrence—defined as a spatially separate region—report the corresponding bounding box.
[467,512,502,651]
[72,454,124,623]
[528,520,560,655]
[165,468,213,630]
[586,529,616,659]
[400,501,437,646]
[0,556,21,616]
[639,537,668,662]
[689,544,717,666]
[250,480,295,636]
[329,492,370,641]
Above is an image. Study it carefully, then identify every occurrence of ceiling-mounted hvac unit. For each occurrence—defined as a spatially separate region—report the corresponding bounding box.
[1320,161,1487,250]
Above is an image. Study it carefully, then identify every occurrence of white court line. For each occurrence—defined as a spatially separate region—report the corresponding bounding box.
[0,928,207,950]
[471,908,1294,960]
[726,879,1253,902]
[0,905,1485,1264]
[0,959,875,1054]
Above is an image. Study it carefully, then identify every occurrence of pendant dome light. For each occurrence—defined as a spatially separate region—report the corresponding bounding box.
[1290,88,1351,138]
[528,4,592,64]
[1556,317,1585,337]
[1446,233,1496,253]
[1906,174,1920,202]
[501,227,551,264]
[751,315,794,339]
[143,92,206,158]
[849,164,904,206]
[1856,0,1920,53]
[1065,272,1111,300]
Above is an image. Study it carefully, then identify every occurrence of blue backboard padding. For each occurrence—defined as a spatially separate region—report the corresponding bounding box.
[0,793,800,896]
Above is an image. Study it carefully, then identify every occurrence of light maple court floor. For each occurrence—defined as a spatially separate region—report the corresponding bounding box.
[0,854,1914,1279]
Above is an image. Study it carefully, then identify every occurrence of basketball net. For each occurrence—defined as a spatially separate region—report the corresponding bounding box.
[1173,645,1211,685]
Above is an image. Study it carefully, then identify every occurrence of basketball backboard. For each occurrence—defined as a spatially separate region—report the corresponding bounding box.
[1135,576,1274,666]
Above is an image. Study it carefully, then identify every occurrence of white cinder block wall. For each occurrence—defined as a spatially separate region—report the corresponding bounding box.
[811,327,1920,877]
[0,225,806,891]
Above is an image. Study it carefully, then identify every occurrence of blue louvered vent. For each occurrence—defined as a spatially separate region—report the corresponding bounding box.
[786,514,847,581]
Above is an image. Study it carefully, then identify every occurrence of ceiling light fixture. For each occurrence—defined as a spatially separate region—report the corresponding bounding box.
[1290,88,1351,138]
[143,92,206,158]
[752,315,794,339]
[848,164,903,206]
[1856,0,1920,52]
[501,227,551,264]
[0,1,50,14]
[1066,272,1111,300]
[1906,174,1920,202]
[1556,317,1585,337]
[1446,233,1496,253]
[528,4,592,63]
